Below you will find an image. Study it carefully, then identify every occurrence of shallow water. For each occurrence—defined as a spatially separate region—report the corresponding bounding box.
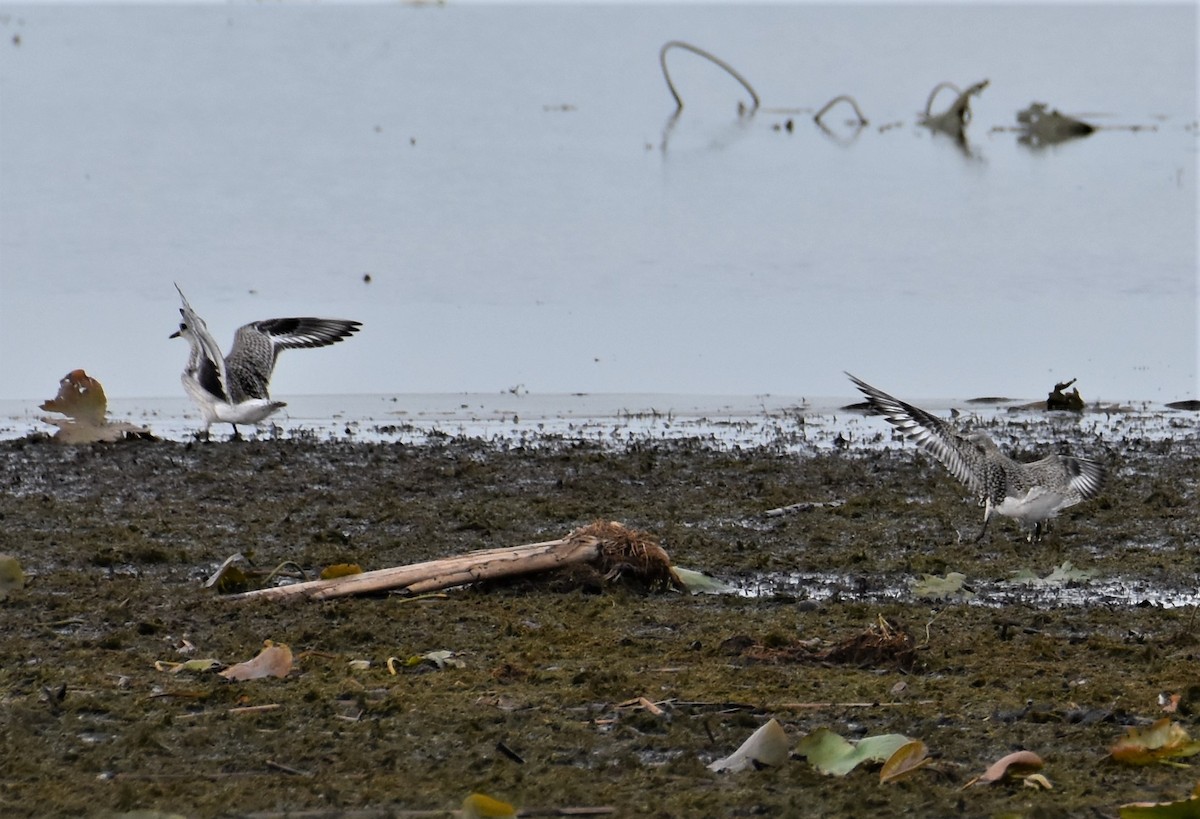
[0,389,1188,446]
[1,3,1195,405]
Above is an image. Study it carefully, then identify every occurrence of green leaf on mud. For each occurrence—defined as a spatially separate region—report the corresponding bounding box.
[0,554,26,601]
[1006,561,1096,587]
[796,728,912,776]
[911,572,974,601]
[673,567,735,594]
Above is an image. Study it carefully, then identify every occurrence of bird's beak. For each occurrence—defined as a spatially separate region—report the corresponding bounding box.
[169,330,181,339]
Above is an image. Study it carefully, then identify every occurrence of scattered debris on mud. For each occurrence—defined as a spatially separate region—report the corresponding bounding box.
[0,415,1197,816]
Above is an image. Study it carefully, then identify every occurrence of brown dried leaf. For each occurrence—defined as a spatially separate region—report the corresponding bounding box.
[39,369,150,442]
[965,750,1044,787]
[1111,719,1200,765]
[40,369,107,425]
[219,642,293,681]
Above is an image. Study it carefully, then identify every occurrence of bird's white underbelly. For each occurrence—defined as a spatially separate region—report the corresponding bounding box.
[995,488,1071,523]
[213,398,286,424]
[181,375,284,425]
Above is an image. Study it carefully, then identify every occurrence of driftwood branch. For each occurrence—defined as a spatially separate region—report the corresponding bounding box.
[659,40,760,114]
[228,521,682,603]
[813,95,868,126]
[764,499,845,518]
[921,78,990,137]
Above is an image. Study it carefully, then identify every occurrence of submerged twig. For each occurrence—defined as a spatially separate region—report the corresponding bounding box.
[659,40,760,114]
[921,79,989,131]
[923,81,962,117]
[813,95,868,126]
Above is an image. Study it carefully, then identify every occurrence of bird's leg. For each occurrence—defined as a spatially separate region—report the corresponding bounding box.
[973,498,993,543]
[1030,521,1044,545]
[230,424,242,441]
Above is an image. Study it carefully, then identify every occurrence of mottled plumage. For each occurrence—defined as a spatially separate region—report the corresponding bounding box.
[847,373,1106,543]
[170,285,361,438]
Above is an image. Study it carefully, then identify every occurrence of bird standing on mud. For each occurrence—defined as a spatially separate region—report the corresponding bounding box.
[847,373,1106,543]
[170,285,362,439]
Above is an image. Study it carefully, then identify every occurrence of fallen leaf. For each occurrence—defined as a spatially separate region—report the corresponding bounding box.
[320,563,363,580]
[1159,692,1182,714]
[1111,719,1200,765]
[1023,772,1054,790]
[911,572,975,601]
[1120,794,1200,818]
[707,719,789,773]
[796,728,912,777]
[419,650,464,669]
[39,369,151,443]
[879,739,931,783]
[40,369,107,425]
[155,658,223,674]
[672,566,734,594]
[219,642,293,681]
[1007,561,1096,587]
[203,553,249,592]
[964,750,1044,787]
[462,792,517,818]
[0,554,26,601]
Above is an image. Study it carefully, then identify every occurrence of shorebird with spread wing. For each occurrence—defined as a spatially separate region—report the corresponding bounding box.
[847,373,1106,543]
[170,285,361,439]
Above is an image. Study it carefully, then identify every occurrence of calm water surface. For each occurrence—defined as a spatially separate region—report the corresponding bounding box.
[0,3,1195,406]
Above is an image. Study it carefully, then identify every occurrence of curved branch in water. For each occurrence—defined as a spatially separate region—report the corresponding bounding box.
[814,95,869,126]
[659,40,761,115]
[924,81,962,117]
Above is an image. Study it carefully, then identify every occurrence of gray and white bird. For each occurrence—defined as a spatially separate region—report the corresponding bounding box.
[847,373,1106,543]
[170,285,361,439]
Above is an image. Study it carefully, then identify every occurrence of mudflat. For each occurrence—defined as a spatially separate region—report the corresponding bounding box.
[1,423,1196,817]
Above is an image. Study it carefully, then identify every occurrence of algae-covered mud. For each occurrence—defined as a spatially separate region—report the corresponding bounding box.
[1,414,1197,817]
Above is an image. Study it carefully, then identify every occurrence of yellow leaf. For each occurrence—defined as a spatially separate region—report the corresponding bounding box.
[462,793,517,818]
[880,739,931,783]
[1111,719,1200,765]
[320,563,363,580]
[1023,773,1054,790]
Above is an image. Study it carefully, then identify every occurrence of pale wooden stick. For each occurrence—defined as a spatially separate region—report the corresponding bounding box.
[313,539,599,600]
[229,521,677,603]
[229,537,591,602]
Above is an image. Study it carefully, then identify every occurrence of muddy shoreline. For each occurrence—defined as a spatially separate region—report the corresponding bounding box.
[1,427,1197,817]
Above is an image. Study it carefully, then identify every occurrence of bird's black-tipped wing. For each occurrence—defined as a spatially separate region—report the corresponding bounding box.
[226,318,362,401]
[846,372,985,494]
